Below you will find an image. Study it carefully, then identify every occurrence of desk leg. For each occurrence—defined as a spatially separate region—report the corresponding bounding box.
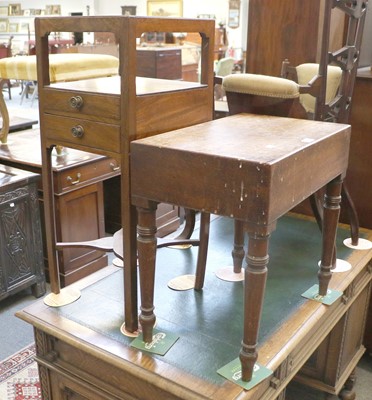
[137,202,158,343]
[318,175,343,296]
[240,231,270,381]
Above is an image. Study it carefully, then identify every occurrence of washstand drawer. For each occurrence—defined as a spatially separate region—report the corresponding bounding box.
[43,114,121,155]
[54,157,121,194]
[43,88,121,123]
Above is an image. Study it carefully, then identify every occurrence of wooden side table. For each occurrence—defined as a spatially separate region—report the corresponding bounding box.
[0,165,45,301]
[131,113,351,382]
[0,129,120,286]
[35,16,215,332]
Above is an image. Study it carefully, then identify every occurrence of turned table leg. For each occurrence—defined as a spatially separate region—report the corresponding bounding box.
[137,202,158,343]
[318,175,343,296]
[240,231,270,381]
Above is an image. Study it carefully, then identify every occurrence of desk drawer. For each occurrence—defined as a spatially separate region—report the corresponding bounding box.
[54,157,120,194]
[43,88,120,123]
[44,114,120,154]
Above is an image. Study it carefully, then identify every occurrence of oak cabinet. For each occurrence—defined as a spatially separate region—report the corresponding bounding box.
[0,165,45,301]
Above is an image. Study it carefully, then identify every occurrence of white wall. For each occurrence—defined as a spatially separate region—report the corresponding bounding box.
[96,0,248,50]
[0,0,249,50]
[0,0,87,15]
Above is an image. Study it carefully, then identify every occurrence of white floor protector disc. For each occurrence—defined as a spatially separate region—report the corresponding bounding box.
[343,237,372,250]
[168,274,195,290]
[43,287,81,307]
[112,257,124,267]
[215,266,244,282]
[318,259,352,273]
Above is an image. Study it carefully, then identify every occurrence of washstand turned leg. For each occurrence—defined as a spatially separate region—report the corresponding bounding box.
[240,231,270,381]
[137,202,158,343]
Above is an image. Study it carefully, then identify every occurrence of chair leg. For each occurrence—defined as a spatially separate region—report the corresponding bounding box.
[232,220,245,273]
[341,184,360,246]
[173,208,196,240]
[31,83,38,106]
[20,82,28,105]
[194,212,211,290]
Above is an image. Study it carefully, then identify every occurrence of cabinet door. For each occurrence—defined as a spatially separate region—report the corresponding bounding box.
[49,370,121,400]
[54,182,107,285]
[0,186,42,295]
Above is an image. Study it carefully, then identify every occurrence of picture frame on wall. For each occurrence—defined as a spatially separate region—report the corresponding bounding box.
[19,22,30,33]
[46,5,61,15]
[8,22,19,33]
[0,6,8,16]
[121,6,137,16]
[147,0,183,17]
[8,3,21,16]
[0,19,7,32]
[228,0,241,29]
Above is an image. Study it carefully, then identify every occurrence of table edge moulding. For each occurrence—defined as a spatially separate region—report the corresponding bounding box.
[34,16,215,332]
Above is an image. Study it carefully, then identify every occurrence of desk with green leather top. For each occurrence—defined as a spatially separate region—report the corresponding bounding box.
[16,214,372,399]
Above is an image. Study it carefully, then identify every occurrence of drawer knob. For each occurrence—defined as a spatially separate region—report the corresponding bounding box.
[69,95,84,109]
[71,125,84,138]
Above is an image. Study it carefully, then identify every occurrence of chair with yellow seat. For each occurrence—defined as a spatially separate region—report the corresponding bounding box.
[217,0,367,277]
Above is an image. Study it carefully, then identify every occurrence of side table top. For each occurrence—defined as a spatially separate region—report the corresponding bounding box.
[0,164,40,188]
[0,129,108,172]
[131,113,351,224]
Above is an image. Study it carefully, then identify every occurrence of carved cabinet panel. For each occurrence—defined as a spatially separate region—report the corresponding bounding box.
[0,165,45,301]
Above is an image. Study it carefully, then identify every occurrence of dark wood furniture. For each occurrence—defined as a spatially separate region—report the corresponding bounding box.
[344,67,372,231]
[0,129,181,285]
[0,129,120,286]
[16,216,372,399]
[0,36,13,99]
[130,113,351,381]
[28,39,75,55]
[0,165,45,301]
[246,0,345,76]
[103,175,180,237]
[1,115,38,132]
[348,67,372,353]
[35,16,214,330]
[136,47,182,80]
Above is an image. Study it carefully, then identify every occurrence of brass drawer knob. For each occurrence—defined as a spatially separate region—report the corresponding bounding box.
[71,125,84,138]
[69,95,84,109]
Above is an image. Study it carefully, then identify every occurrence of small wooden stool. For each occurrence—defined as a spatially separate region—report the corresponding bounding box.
[130,113,351,382]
